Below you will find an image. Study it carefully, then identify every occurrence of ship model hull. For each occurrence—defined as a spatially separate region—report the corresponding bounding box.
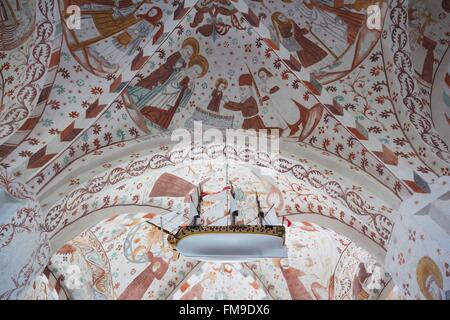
[168,225,287,262]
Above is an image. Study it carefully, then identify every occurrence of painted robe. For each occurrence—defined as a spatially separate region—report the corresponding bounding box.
[66,0,160,75]
[127,52,193,129]
[206,88,223,113]
[136,51,186,89]
[224,96,267,131]
[280,267,313,300]
[138,74,193,129]
[258,77,300,131]
[180,282,204,300]
[420,36,437,83]
[305,1,366,45]
[299,1,365,48]
[117,252,169,300]
[272,19,328,68]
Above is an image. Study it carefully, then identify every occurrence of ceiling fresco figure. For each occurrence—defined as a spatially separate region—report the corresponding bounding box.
[248,0,387,83]
[139,55,208,129]
[270,11,328,68]
[190,0,240,40]
[118,251,169,299]
[206,78,228,113]
[61,0,162,77]
[123,37,209,129]
[223,73,281,132]
[408,4,439,84]
[302,0,366,46]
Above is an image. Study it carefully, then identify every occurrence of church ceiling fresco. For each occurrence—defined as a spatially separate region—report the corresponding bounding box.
[0,0,195,176]
[23,273,59,300]
[0,0,60,146]
[245,0,387,84]
[0,0,449,300]
[18,0,423,204]
[48,212,388,300]
[408,0,450,149]
[240,0,450,190]
[0,0,446,202]
[0,166,51,300]
[40,142,395,252]
[385,177,450,300]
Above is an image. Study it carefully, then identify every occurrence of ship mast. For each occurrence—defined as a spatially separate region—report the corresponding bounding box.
[256,192,264,226]
[225,133,230,226]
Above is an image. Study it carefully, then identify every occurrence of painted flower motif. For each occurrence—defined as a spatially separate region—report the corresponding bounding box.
[69,178,80,186]
[167,37,175,47]
[69,111,80,119]
[105,110,112,119]
[402,283,410,296]
[408,229,416,242]
[90,86,103,95]
[116,129,125,140]
[398,253,405,265]
[41,118,54,127]
[54,85,65,94]
[61,52,71,62]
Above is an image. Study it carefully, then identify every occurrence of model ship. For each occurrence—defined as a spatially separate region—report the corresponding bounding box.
[147,183,288,262]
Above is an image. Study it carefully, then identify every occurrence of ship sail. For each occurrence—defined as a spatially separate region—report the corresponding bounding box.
[202,203,226,225]
[202,190,228,226]
[188,187,201,225]
[263,205,279,225]
[147,210,186,234]
[188,201,199,225]
[229,195,239,217]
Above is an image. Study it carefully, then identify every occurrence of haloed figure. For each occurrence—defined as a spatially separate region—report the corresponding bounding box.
[124,37,209,129]
[137,55,209,129]
[207,78,228,113]
[127,37,200,95]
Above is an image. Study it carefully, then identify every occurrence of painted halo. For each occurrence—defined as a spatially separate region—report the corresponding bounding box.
[416,256,443,300]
